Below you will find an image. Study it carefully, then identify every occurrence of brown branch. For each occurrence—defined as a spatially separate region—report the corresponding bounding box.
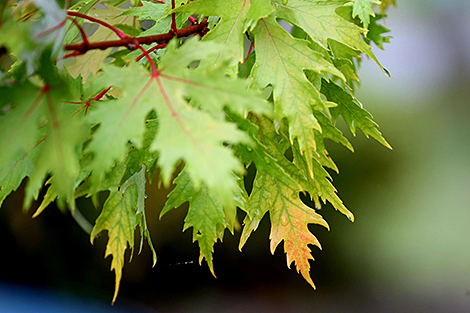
[64,21,208,53]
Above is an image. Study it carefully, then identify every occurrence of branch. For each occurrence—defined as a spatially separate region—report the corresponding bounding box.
[64,21,208,53]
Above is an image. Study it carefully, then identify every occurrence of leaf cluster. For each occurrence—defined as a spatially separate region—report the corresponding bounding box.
[0,0,393,302]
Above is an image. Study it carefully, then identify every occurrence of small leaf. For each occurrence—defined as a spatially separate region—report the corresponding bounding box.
[91,186,138,304]
[121,164,156,265]
[161,169,234,276]
[345,0,381,28]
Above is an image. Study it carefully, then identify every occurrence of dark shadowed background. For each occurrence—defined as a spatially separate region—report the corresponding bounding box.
[1,1,470,312]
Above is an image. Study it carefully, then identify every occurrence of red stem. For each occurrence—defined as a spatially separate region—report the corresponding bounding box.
[6,137,47,176]
[243,41,254,77]
[67,11,128,39]
[60,51,85,60]
[73,87,112,116]
[69,17,89,46]
[84,0,100,14]
[136,43,167,62]
[17,9,38,22]
[136,43,157,75]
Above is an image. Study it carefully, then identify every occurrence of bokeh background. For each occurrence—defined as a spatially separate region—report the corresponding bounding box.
[1,1,470,312]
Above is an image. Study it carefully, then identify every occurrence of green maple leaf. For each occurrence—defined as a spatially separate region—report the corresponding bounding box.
[291,143,354,221]
[90,185,138,304]
[0,82,45,190]
[345,0,380,28]
[175,0,273,74]
[85,63,155,191]
[321,80,392,149]
[273,0,387,74]
[250,15,343,179]
[312,111,354,171]
[161,168,239,276]
[25,105,86,209]
[0,56,87,210]
[121,164,156,260]
[85,38,269,207]
[0,136,41,208]
[90,165,156,304]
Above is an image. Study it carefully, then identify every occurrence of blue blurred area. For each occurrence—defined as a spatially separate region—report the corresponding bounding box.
[0,281,154,313]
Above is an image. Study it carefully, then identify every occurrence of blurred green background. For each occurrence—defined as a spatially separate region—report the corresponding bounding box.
[1,1,470,311]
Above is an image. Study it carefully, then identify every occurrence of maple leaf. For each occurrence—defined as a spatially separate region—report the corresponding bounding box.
[90,186,138,304]
[91,165,155,304]
[260,116,354,220]
[0,136,41,208]
[273,0,387,74]
[85,38,269,207]
[241,171,329,288]
[227,112,300,188]
[0,83,46,192]
[345,0,381,28]
[84,63,156,192]
[250,15,343,178]
[161,168,237,276]
[121,164,156,260]
[175,0,273,74]
[0,56,87,210]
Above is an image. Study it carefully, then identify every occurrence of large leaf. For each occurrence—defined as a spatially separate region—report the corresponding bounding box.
[251,15,343,179]
[86,38,269,206]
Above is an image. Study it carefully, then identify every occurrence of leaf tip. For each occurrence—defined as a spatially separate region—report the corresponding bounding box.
[347,212,355,222]
[111,278,121,305]
[383,67,392,78]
